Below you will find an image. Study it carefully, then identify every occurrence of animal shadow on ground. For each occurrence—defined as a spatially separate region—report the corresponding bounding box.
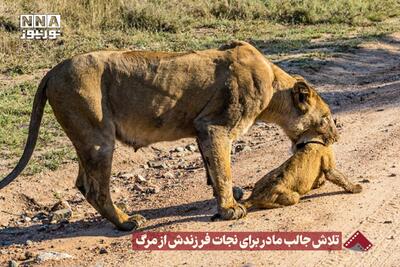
[301,190,350,201]
[253,33,400,113]
[0,187,350,246]
[0,199,215,246]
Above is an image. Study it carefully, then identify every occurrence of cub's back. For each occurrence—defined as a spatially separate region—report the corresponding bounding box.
[285,144,333,193]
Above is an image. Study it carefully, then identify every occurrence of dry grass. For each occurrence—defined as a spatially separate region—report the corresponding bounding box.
[1,0,399,74]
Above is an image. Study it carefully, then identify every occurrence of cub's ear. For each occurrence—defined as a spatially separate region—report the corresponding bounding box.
[292,80,312,113]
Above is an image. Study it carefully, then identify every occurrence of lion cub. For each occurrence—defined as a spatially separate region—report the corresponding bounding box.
[243,142,362,209]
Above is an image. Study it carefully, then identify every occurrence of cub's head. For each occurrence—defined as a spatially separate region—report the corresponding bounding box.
[285,75,339,146]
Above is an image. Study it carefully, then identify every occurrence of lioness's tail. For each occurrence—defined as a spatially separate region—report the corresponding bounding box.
[0,75,49,189]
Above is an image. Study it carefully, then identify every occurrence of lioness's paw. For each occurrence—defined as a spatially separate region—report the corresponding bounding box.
[217,203,247,221]
[118,214,146,231]
[351,184,363,193]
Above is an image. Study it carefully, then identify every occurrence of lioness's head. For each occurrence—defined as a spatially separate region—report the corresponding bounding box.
[286,75,339,146]
[261,74,339,146]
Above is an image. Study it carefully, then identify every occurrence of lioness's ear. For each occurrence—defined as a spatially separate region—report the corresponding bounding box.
[292,81,312,113]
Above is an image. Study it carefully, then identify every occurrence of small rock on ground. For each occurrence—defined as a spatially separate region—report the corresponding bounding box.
[162,172,174,179]
[185,144,197,152]
[135,174,147,183]
[174,147,185,152]
[36,251,73,263]
[147,161,168,169]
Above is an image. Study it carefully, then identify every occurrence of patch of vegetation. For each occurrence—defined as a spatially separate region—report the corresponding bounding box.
[0,16,18,32]
[265,0,400,25]
[0,82,76,176]
[211,0,267,20]
[121,3,179,33]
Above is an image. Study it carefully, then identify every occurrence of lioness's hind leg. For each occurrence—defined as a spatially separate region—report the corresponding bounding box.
[48,82,145,230]
[66,123,145,230]
[325,169,362,193]
[75,160,87,195]
[76,139,145,231]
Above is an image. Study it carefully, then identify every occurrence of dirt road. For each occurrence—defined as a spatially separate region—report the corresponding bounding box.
[0,33,399,266]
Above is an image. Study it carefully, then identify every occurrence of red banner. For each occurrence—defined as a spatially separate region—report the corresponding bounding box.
[132,231,342,250]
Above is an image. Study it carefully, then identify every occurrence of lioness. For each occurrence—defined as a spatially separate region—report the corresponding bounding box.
[243,141,362,210]
[0,41,338,231]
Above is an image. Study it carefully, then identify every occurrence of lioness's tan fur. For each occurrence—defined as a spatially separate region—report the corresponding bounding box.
[243,143,362,209]
[1,41,338,230]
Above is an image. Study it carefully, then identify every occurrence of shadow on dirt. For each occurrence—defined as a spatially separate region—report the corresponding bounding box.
[0,188,367,245]
[133,198,217,231]
[137,198,215,220]
[251,32,389,57]
[301,190,350,200]
[254,33,400,114]
[0,198,216,246]
[0,217,125,246]
[321,80,400,114]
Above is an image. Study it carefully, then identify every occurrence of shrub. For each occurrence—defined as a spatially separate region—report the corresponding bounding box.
[0,16,18,32]
[264,0,400,25]
[121,3,178,33]
[211,0,267,20]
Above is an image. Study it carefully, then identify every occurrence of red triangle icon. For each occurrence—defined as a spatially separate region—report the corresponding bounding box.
[344,231,373,251]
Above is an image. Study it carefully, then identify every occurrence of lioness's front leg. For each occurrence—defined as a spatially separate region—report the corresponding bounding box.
[196,124,247,220]
[325,169,362,193]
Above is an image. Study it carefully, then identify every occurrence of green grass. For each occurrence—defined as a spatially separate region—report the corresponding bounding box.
[0,0,399,176]
[0,82,76,176]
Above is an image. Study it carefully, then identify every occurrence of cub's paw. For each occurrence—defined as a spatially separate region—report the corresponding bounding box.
[212,202,247,221]
[118,214,147,231]
[351,184,363,193]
